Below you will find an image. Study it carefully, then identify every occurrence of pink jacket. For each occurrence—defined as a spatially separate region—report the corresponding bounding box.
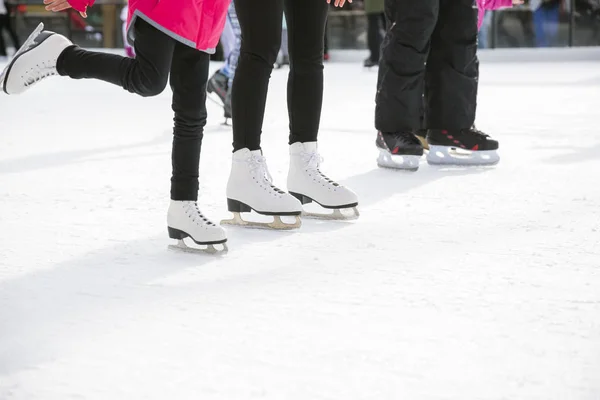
[69,0,229,54]
[477,0,513,29]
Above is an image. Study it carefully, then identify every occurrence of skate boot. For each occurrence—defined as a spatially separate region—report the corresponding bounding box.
[363,58,378,68]
[1,23,72,95]
[414,129,429,150]
[206,69,228,106]
[376,131,424,171]
[222,148,302,230]
[167,200,228,254]
[426,126,499,166]
[287,142,359,220]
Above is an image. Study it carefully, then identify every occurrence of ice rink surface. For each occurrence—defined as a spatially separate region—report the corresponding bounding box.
[1,48,599,399]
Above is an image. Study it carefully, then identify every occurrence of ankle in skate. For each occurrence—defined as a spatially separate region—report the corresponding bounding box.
[167,200,228,254]
[375,131,423,171]
[1,23,73,95]
[426,127,499,166]
[287,141,359,220]
[222,148,302,230]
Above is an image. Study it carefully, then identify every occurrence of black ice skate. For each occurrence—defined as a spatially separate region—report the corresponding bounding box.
[207,70,227,103]
[426,127,499,166]
[206,70,232,124]
[376,131,424,171]
[363,58,378,68]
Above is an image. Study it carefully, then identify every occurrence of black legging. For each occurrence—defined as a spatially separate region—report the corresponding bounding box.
[0,10,20,56]
[57,19,210,201]
[231,0,328,151]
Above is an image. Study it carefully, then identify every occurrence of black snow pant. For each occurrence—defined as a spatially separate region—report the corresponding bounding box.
[56,19,210,201]
[231,0,328,151]
[375,0,479,133]
[0,12,20,56]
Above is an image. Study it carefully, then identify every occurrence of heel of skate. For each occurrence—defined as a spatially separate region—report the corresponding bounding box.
[290,192,312,205]
[227,198,252,213]
[167,227,228,255]
[221,198,301,230]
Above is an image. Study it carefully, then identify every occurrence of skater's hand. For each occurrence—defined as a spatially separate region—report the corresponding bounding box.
[44,0,88,18]
[326,0,352,7]
[512,0,524,4]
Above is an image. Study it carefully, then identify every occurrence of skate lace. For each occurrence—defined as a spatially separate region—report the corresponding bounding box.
[466,126,489,139]
[23,60,57,87]
[302,151,339,187]
[249,153,286,195]
[184,202,215,226]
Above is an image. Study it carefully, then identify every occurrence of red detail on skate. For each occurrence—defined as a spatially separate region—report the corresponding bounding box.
[392,146,400,154]
[453,140,460,144]
[442,130,449,135]
[447,135,454,139]
[472,144,479,151]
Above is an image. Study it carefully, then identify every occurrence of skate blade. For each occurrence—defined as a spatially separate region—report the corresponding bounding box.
[1,22,44,93]
[427,145,499,166]
[377,150,421,171]
[302,206,360,221]
[168,239,228,255]
[220,212,301,230]
[206,92,225,108]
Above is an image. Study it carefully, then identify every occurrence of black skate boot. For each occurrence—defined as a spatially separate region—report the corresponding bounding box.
[207,70,228,106]
[426,126,499,166]
[376,131,424,171]
[363,58,378,68]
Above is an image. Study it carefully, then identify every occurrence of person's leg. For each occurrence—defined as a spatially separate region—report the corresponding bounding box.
[3,5,19,49]
[284,0,327,145]
[222,3,242,117]
[0,15,8,57]
[374,0,437,170]
[169,42,210,201]
[57,19,174,96]
[367,13,380,62]
[375,0,439,133]
[533,7,548,47]
[167,42,227,249]
[424,0,477,130]
[208,3,240,115]
[425,0,498,165]
[220,7,236,62]
[231,0,283,151]
[285,0,358,216]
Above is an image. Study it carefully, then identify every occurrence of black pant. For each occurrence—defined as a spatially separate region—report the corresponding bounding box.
[0,12,20,56]
[56,19,210,201]
[375,0,478,132]
[366,13,385,62]
[231,0,328,151]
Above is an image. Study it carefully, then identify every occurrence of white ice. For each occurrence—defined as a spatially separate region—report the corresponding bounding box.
[1,48,599,400]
